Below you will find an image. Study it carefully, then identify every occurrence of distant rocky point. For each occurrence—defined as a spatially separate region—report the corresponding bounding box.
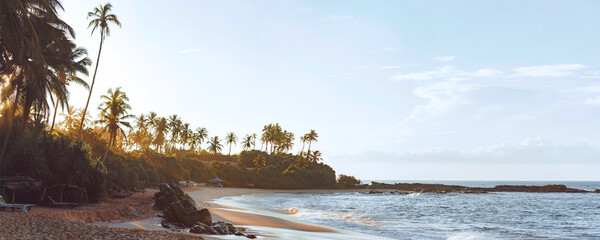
[366,182,597,194]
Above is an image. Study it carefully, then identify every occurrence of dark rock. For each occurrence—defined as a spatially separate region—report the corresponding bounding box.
[234,232,244,236]
[190,223,210,234]
[160,220,170,228]
[153,183,213,227]
[594,189,600,193]
[213,222,230,234]
[225,223,236,232]
[182,209,212,226]
[246,234,257,239]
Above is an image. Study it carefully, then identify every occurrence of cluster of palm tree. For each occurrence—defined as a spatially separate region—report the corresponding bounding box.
[127,112,213,154]
[260,123,296,154]
[0,1,96,163]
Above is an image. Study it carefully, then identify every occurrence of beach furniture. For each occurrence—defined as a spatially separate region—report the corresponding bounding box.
[48,196,78,208]
[0,196,34,212]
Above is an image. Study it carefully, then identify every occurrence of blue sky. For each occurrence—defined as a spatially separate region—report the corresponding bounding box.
[59,0,600,180]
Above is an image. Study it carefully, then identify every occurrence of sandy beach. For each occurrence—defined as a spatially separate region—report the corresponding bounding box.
[0,187,392,239]
[0,189,203,240]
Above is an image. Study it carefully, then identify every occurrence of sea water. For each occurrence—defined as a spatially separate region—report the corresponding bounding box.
[217,181,600,240]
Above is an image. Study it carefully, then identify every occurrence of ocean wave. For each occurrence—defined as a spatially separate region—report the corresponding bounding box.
[292,208,379,227]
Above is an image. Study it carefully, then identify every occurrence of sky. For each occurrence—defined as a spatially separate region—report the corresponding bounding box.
[57,0,600,181]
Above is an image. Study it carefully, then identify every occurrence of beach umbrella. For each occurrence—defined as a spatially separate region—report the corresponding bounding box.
[209,177,224,182]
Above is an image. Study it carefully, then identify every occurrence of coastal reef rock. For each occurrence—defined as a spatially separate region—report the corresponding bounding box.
[153,183,211,226]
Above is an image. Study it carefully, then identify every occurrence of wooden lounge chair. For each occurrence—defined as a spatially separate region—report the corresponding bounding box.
[0,196,34,212]
[48,196,78,208]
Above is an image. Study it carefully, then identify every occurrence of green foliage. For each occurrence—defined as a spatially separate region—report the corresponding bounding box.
[337,174,361,188]
[0,128,106,202]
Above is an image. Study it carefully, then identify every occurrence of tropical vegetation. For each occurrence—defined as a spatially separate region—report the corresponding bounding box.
[0,1,358,204]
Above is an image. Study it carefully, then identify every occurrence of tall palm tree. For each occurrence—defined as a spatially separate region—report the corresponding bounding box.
[207,136,223,154]
[195,127,208,150]
[147,112,158,128]
[134,114,148,132]
[96,87,133,162]
[278,131,294,153]
[251,133,257,150]
[261,124,272,152]
[241,135,253,151]
[225,132,237,155]
[180,123,191,149]
[153,117,168,152]
[188,133,199,153]
[80,3,121,136]
[0,0,80,162]
[305,129,319,153]
[300,134,308,154]
[49,47,91,134]
[167,114,181,150]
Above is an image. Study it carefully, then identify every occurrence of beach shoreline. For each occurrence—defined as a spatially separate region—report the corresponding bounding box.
[107,187,396,239]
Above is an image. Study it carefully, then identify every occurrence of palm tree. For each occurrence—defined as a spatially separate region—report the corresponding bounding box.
[305,129,319,153]
[188,133,199,153]
[80,3,121,136]
[180,123,191,149]
[278,131,294,153]
[168,114,181,150]
[147,112,158,129]
[96,87,133,162]
[241,135,253,151]
[0,0,81,162]
[153,117,168,152]
[300,134,309,154]
[308,150,323,163]
[207,136,223,154]
[261,124,272,152]
[195,127,208,150]
[49,47,92,134]
[251,133,257,150]
[225,132,237,155]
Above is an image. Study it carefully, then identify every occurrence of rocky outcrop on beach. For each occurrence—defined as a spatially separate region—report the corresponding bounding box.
[153,183,256,238]
[368,182,594,194]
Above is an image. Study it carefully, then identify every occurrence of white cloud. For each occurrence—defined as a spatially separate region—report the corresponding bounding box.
[581,71,600,79]
[179,48,199,54]
[391,65,457,81]
[404,80,480,122]
[324,15,353,21]
[472,68,503,77]
[434,56,456,62]
[390,65,502,81]
[513,64,586,77]
[583,96,600,105]
[340,138,600,164]
[380,64,419,69]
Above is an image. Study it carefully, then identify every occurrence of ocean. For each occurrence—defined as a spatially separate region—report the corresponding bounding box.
[214,181,600,240]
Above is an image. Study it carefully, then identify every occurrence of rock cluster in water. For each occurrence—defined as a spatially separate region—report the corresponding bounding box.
[153,183,255,238]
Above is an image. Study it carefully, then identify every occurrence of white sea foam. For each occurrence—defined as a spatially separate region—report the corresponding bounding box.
[447,231,489,240]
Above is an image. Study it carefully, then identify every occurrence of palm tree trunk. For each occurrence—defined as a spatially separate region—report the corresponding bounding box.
[0,88,21,164]
[101,134,113,162]
[301,142,305,154]
[307,141,312,153]
[80,35,104,138]
[49,98,60,134]
[228,144,232,155]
